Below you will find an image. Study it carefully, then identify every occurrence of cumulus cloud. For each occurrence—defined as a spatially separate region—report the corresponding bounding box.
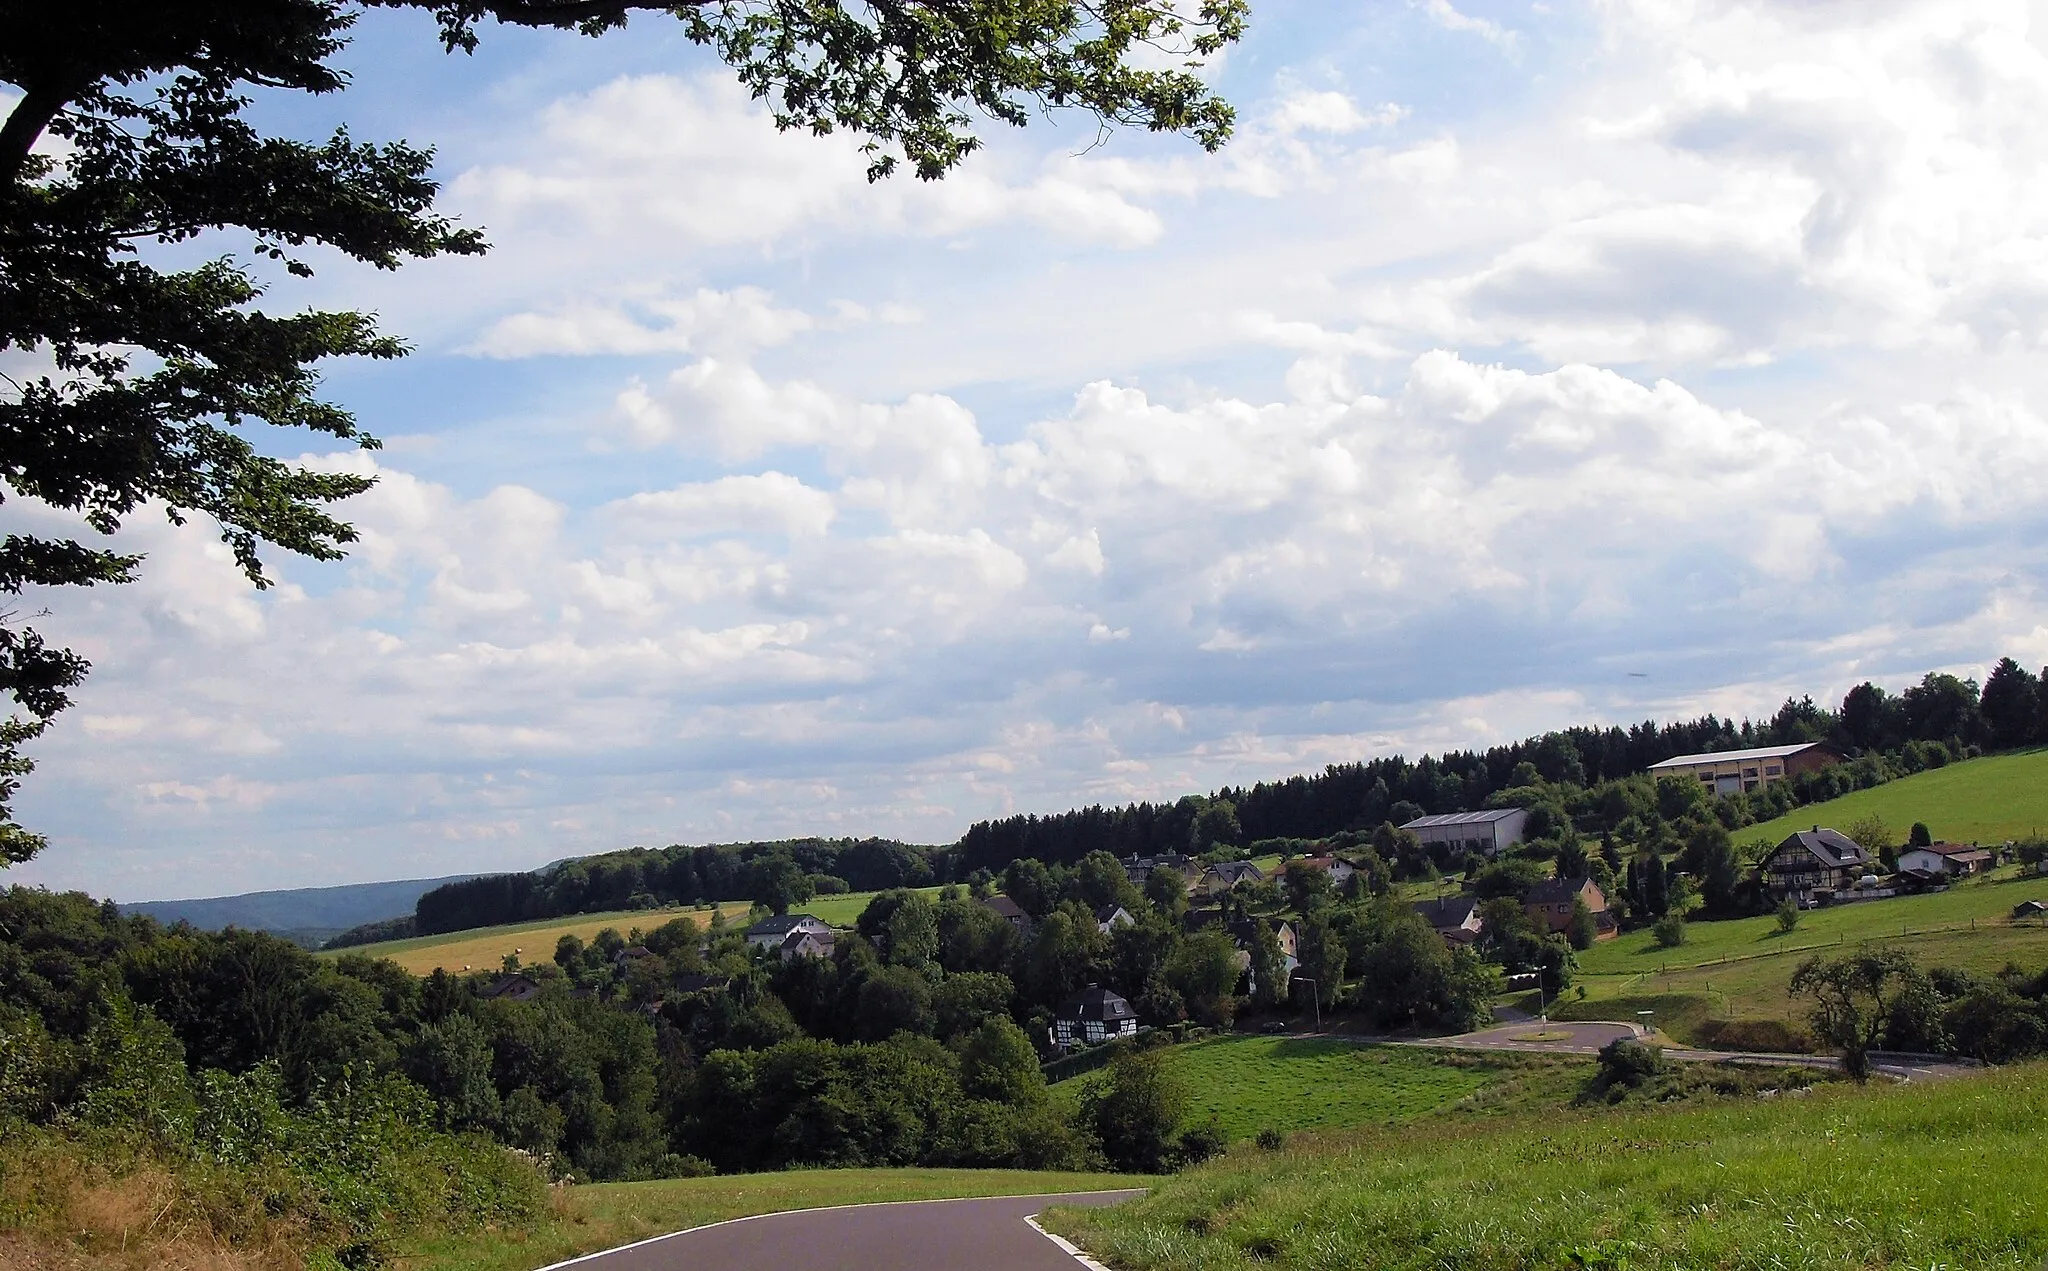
[17,0,2048,899]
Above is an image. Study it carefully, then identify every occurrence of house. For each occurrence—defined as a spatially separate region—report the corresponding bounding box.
[744,913,833,950]
[1522,877,1614,939]
[1401,808,1530,858]
[1897,841,1995,880]
[612,945,656,965]
[2013,900,2048,921]
[1294,855,1357,885]
[779,928,836,961]
[1052,985,1140,1050]
[671,973,730,996]
[480,973,543,1002]
[978,894,1035,937]
[1122,853,1201,892]
[1093,904,1136,935]
[1646,742,1843,797]
[1761,828,1871,902]
[1412,895,1485,945]
[1198,860,1267,896]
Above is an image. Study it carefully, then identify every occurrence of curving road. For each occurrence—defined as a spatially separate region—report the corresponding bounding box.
[538,1190,1142,1271]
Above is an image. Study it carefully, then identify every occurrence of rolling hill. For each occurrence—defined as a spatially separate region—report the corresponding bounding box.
[1738,746,2048,849]
[122,873,487,946]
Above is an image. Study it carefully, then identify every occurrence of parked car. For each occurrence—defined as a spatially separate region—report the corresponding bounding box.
[1259,1020,1288,1034]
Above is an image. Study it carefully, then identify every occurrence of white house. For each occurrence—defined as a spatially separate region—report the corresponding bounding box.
[1052,985,1139,1050]
[1093,904,1136,935]
[1898,841,1994,880]
[744,913,832,950]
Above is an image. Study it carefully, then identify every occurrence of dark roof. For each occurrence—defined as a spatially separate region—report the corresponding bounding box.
[1412,896,1480,928]
[481,973,542,1001]
[781,927,835,949]
[1057,985,1138,1023]
[1523,876,1597,906]
[1093,904,1131,923]
[745,913,825,937]
[1770,829,1869,870]
[980,895,1030,920]
[1205,861,1266,883]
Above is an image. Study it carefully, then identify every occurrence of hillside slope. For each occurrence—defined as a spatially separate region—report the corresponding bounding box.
[1740,746,2048,847]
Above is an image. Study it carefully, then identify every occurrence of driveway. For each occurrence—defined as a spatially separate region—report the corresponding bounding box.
[1395,1019,1640,1054]
[539,1190,1143,1271]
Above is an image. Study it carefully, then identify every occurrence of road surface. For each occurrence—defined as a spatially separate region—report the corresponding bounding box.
[1388,1019,1975,1080]
[540,1190,1143,1271]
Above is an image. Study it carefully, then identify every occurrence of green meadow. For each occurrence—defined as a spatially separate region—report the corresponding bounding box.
[1739,746,2048,849]
[1044,1061,2048,1271]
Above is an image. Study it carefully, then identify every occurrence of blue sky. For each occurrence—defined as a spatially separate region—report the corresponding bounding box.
[10,0,2048,900]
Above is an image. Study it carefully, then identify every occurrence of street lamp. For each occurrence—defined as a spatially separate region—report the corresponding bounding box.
[1297,977,1322,1033]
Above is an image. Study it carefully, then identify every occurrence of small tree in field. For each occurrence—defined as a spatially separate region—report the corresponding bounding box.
[1790,949,1919,1082]
[1083,1047,1187,1174]
[1775,897,1801,934]
[1651,914,1686,948]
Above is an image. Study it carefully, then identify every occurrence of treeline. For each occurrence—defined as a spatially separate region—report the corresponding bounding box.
[411,837,933,936]
[957,660,2048,870]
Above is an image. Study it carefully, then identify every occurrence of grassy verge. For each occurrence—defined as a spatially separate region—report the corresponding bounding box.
[1740,746,2048,847]
[1044,1061,2048,1270]
[395,1168,1145,1271]
[1056,1037,1589,1141]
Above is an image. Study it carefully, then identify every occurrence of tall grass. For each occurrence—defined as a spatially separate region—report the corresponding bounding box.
[1045,1062,2048,1270]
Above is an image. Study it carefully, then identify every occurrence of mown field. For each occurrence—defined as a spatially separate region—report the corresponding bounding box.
[328,886,941,975]
[1044,1060,2048,1271]
[396,1167,1145,1271]
[1739,746,2048,849]
[1055,1037,1583,1141]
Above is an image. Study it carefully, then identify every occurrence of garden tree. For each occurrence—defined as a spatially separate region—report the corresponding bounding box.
[401,1012,501,1132]
[955,1016,1044,1105]
[1553,834,1589,881]
[1082,1046,1186,1174]
[854,964,936,1040]
[1002,857,1060,919]
[748,854,813,915]
[1352,904,1495,1031]
[1980,658,2040,750]
[1565,896,1598,951]
[1846,813,1894,871]
[1106,913,1177,1003]
[1188,797,1242,853]
[1790,948,1926,1081]
[1294,908,1346,1009]
[856,888,938,966]
[1142,865,1189,919]
[1651,913,1685,949]
[1165,927,1239,1021]
[1909,822,1933,849]
[1901,672,1982,747]
[1679,820,1742,915]
[934,895,1020,974]
[1627,851,1670,918]
[0,0,1248,866]
[931,971,1013,1040]
[1073,850,1139,912]
[1021,905,1097,1007]
[1775,896,1800,934]
[1838,681,1906,753]
[1281,858,1334,914]
[1246,917,1286,1008]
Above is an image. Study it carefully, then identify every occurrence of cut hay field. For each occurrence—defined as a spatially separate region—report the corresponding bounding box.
[1055,1037,1582,1141]
[327,886,939,975]
[1044,1061,2048,1271]
[1739,746,2048,849]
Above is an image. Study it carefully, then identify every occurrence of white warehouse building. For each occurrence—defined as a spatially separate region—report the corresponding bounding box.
[1399,807,1530,858]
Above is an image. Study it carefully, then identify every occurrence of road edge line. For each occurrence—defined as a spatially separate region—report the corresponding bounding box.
[1026,1213,1119,1271]
[529,1188,1147,1271]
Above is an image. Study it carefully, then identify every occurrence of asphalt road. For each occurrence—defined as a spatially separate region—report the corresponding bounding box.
[543,1191,1144,1271]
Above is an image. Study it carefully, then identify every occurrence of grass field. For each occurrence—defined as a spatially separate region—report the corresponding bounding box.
[1556,865,2048,1042]
[1740,746,2048,849]
[329,886,940,975]
[396,1167,1145,1271]
[1056,1038,1584,1141]
[1044,1060,2048,1271]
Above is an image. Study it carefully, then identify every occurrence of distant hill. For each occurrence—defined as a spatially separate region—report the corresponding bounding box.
[122,874,489,942]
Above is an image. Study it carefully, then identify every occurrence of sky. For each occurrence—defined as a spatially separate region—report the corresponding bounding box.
[11,0,2048,902]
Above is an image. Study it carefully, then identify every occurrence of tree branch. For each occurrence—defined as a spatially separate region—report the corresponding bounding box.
[476,0,705,26]
[0,80,75,187]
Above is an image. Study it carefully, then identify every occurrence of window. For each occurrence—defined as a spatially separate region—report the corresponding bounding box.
[1765,765,1782,776]
[1742,767,1758,778]
[1699,774,1716,784]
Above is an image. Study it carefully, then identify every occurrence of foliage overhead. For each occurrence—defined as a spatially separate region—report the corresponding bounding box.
[0,0,1247,865]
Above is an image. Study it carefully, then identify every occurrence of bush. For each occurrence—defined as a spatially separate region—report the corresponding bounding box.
[1585,1038,1664,1101]
[1177,1118,1228,1167]
[1082,1047,1187,1174]
[1652,915,1687,948]
[1254,1127,1288,1151]
[1775,898,1800,934]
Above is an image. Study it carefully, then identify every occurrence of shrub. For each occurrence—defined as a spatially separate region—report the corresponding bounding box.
[1254,1127,1288,1151]
[1775,897,1801,934]
[1177,1118,1228,1167]
[1652,915,1687,948]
